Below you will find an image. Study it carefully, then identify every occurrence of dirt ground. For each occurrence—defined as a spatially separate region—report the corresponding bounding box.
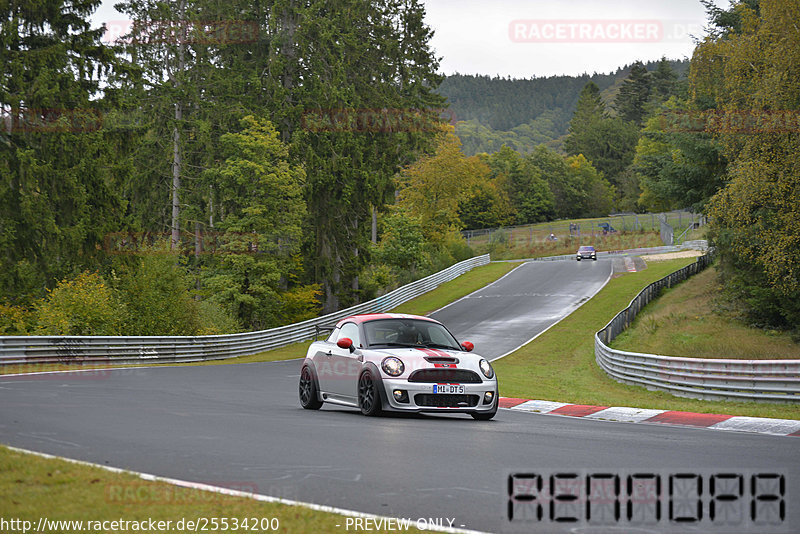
[642,250,705,261]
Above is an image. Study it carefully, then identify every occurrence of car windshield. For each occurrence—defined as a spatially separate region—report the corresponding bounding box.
[362,319,461,350]
[579,246,595,251]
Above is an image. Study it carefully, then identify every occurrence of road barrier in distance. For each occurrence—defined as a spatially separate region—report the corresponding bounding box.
[595,254,800,403]
[0,255,490,368]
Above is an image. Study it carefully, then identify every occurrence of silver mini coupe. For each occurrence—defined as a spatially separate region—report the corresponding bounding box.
[298,313,498,420]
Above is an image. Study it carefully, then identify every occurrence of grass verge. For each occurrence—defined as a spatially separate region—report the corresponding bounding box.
[0,445,418,533]
[612,265,800,360]
[492,258,800,420]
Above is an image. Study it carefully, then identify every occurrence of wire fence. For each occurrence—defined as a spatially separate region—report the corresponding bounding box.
[0,255,490,369]
[595,254,800,403]
[462,210,706,248]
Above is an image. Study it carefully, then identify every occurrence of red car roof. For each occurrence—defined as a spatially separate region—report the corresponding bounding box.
[334,313,440,328]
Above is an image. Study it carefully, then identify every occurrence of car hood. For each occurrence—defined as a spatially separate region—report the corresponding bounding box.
[366,347,465,358]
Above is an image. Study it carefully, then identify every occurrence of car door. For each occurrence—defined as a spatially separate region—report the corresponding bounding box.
[312,327,339,395]
[326,322,363,401]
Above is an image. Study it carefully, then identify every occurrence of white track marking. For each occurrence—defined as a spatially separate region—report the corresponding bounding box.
[4,445,489,534]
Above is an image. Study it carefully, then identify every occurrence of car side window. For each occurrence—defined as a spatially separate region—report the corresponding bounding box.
[338,322,361,348]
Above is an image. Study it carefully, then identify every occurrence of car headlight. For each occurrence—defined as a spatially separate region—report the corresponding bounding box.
[479,359,494,379]
[381,357,405,377]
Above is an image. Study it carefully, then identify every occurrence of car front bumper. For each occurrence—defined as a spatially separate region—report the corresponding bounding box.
[379,378,498,413]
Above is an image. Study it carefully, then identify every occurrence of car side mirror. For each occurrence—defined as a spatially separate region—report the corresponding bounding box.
[337,338,355,352]
[461,341,474,352]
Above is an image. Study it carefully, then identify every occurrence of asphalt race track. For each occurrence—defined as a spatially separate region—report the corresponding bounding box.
[1,258,798,533]
[431,258,612,359]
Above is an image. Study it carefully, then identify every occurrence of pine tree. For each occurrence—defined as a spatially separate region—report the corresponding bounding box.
[0,0,122,303]
[614,61,652,125]
[564,81,639,187]
[651,57,678,98]
[281,0,445,311]
[564,82,606,158]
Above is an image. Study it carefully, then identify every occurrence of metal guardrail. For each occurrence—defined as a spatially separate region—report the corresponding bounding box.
[0,255,490,368]
[595,254,800,403]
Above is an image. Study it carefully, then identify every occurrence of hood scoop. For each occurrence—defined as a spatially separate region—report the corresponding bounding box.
[423,356,459,364]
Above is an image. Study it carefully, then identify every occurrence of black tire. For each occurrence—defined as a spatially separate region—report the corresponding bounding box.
[299,365,323,410]
[576,257,581,261]
[593,257,597,261]
[358,370,382,416]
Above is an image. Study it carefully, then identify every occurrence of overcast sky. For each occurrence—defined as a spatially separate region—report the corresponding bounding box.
[93,0,729,78]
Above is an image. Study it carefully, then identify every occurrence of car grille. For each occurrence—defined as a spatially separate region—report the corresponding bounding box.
[407,369,483,383]
[414,394,480,408]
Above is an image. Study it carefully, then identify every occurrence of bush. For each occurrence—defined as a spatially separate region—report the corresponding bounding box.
[196,299,242,335]
[113,255,203,336]
[359,264,399,300]
[35,272,124,335]
[0,303,34,335]
[278,284,322,325]
[443,230,475,262]
[373,210,431,272]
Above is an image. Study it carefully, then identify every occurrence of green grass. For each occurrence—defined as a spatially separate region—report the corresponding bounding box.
[612,265,800,360]
[0,445,419,533]
[493,258,800,421]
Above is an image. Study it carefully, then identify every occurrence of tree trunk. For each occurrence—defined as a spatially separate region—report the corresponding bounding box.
[170,1,186,251]
[371,206,377,243]
[170,113,181,250]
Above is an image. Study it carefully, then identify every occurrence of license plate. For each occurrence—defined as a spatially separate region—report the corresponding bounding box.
[433,384,464,394]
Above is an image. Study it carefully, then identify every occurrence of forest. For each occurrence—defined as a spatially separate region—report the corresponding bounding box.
[438,58,689,155]
[1,0,798,337]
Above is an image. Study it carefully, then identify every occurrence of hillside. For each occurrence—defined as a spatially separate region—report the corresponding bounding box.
[438,59,689,155]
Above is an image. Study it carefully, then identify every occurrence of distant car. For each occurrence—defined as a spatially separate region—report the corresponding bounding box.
[577,245,597,261]
[298,313,498,420]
